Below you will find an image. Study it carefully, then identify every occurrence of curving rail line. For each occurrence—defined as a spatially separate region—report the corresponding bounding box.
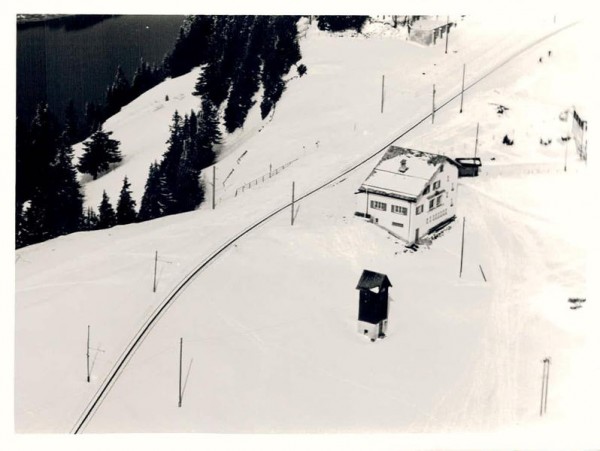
[72,21,578,433]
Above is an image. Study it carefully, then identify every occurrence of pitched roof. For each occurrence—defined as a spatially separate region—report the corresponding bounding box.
[359,146,450,200]
[356,270,392,290]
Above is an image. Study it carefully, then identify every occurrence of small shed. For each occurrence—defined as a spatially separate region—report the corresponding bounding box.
[356,270,392,342]
[454,157,482,177]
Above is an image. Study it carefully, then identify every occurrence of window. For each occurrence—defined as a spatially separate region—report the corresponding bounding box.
[416,205,423,215]
[433,180,441,190]
[423,185,430,195]
[370,200,387,211]
[429,199,435,210]
[392,205,407,215]
[436,196,442,207]
[440,164,444,172]
[392,221,404,228]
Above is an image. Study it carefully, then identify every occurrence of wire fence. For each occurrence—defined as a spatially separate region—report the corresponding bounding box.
[233,158,299,198]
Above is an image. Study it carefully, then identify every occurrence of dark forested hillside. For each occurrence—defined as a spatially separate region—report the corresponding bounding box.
[16,15,305,248]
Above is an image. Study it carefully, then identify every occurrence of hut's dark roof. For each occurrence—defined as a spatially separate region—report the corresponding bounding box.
[356,270,392,290]
[455,157,482,167]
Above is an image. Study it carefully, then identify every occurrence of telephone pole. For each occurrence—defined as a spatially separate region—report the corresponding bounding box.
[432,84,436,124]
[459,217,466,278]
[86,325,90,383]
[212,166,216,210]
[459,64,466,113]
[381,75,385,114]
[153,250,158,293]
[291,181,295,226]
[540,357,551,416]
[474,122,480,157]
[444,16,449,54]
[178,338,183,408]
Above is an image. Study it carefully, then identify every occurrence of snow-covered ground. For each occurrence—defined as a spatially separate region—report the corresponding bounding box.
[15,16,595,445]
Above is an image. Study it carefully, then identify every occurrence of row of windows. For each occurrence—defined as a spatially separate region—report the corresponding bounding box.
[371,200,408,215]
[370,200,386,211]
[423,179,443,196]
[391,205,407,215]
[428,195,443,211]
[426,209,448,224]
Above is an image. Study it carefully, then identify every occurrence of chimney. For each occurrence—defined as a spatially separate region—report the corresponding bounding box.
[399,159,408,173]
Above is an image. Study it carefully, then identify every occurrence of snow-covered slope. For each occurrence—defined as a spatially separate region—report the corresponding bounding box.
[15,16,595,443]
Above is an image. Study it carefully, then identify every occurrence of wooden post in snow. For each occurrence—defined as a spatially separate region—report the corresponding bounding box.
[459,217,466,278]
[539,357,551,415]
[212,166,216,210]
[459,64,466,113]
[540,357,551,416]
[86,325,90,383]
[444,16,449,54]
[291,181,295,226]
[381,75,385,114]
[178,337,183,408]
[475,122,480,157]
[432,84,436,124]
[153,251,158,293]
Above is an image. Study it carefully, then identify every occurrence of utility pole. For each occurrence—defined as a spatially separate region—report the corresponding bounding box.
[459,217,466,278]
[178,338,183,408]
[459,64,466,113]
[540,357,551,416]
[475,122,480,157]
[153,250,158,293]
[291,181,295,226]
[445,16,449,54]
[432,84,436,124]
[86,325,90,383]
[381,75,385,114]
[212,166,216,210]
[269,163,272,178]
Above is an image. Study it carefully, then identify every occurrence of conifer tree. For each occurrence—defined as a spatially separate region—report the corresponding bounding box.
[105,66,132,117]
[16,117,32,203]
[77,126,122,180]
[82,207,99,231]
[98,191,116,229]
[84,101,102,135]
[116,176,137,225]
[163,15,214,78]
[172,140,204,213]
[160,111,185,209]
[45,135,84,236]
[139,162,172,221]
[15,202,27,248]
[64,99,80,145]
[224,17,264,133]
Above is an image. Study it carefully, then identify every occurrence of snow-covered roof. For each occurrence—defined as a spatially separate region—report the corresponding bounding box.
[410,19,451,31]
[359,146,448,201]
[356,270,392,290]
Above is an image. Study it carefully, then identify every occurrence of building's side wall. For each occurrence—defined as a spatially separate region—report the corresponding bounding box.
[411,163,459,241]
[410,29,433,45]
[357,319,387,340]
[355,191,412,241]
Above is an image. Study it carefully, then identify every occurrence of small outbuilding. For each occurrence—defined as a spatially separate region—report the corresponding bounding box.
[408,18,454,46]
[454,157,482,177]
[356,270,392,342]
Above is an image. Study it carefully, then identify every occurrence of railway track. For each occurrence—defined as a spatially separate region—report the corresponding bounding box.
[72,20,577,433]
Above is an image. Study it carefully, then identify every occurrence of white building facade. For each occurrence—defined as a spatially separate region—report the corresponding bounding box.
[355,146,459,243]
